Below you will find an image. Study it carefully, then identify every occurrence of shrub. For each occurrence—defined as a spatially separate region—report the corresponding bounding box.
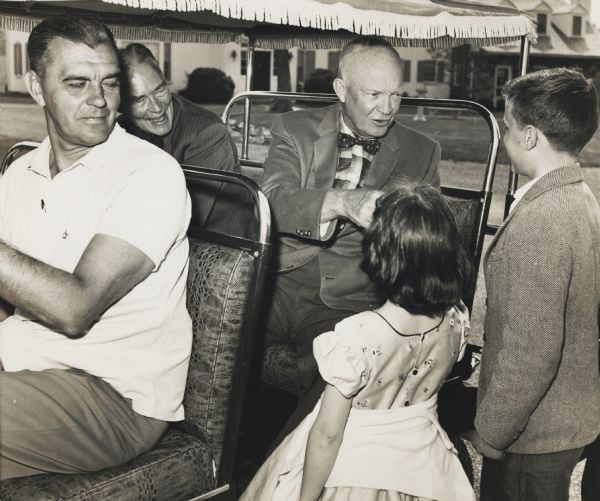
[179,67,235,104]
[303,68,336,94]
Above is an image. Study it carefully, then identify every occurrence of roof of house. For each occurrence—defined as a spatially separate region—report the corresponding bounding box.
[482,0,600,59]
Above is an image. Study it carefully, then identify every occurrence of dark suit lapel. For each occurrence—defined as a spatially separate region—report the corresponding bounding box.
[362,122,403,189]
[314,105,341,189]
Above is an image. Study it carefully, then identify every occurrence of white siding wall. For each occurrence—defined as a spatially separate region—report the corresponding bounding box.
[170,42,242,92]
[1,30,449,98]
[552,12,587,37]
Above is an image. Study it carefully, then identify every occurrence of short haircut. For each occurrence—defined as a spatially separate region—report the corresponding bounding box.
[27,16,117,77]
[502,68,599,155]
[118,43,164,105]
[338,35,401,80]
[119,43,163,78]
[361,184,470,317]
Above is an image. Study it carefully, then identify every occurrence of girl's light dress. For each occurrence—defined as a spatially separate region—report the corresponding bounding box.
[241,303,476,501]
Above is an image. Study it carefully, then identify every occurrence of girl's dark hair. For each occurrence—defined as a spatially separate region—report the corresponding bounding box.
[361,183,470,317]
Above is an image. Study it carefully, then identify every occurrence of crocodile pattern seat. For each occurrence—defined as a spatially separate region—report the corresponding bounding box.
[0,238,254,501]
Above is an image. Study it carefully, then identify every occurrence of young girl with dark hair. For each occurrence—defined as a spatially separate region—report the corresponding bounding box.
[241,184,475,501]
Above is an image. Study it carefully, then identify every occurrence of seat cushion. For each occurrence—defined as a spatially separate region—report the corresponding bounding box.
[0,429,215,501]
[182,239,254,468]
[261,343,303,395]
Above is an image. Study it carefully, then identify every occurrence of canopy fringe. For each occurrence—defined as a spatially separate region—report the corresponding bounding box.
[251,34,522,49]
[103,0,535,43]
[0,14,241,43]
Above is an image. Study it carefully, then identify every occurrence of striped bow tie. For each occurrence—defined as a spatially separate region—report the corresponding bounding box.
[337,132,381,155]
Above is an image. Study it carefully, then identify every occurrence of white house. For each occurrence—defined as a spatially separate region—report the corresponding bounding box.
[0,27,449,98]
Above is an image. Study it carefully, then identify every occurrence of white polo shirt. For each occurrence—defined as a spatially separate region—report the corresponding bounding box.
[0,124,192,421]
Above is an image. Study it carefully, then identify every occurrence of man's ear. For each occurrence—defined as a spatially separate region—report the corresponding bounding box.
[333,77,346,103]
[24,70,45,107]
[524,126,538,151]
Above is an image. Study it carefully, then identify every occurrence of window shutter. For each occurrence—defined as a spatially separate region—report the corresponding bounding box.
[13,43,22,78]
[403,60,411,83]
[328,51,341,74]
[437,61,445,83]
[573,16,582,36]
[305,51,316,76]
[417,61,425,82]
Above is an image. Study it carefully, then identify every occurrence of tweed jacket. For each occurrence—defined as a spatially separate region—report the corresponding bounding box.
[119,94,240,228]
[476,165,600,454]
[261,103,440,311]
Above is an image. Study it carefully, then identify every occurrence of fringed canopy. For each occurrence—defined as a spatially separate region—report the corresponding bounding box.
[0,0,535,48]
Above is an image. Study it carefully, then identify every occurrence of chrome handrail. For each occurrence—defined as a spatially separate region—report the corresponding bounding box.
[181,165,271,247]
[222,91,500,194]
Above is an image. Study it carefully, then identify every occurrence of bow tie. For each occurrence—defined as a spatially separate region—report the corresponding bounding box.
[337,132,381,155]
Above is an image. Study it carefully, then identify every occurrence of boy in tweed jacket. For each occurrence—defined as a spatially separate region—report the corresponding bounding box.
[468,68,600,501]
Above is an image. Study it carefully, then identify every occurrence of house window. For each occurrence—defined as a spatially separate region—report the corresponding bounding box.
[417,61,435,82]
[241,50,248,76]
[13,42,23,78]
[573,16,582,36]
[537,13,547,35]
[417,60,445,83]
[403,60,411,83]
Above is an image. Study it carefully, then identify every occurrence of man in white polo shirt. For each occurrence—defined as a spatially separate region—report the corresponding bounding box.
[0,17,192,479]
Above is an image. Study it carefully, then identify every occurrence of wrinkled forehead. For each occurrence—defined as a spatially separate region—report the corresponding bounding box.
[128,62,166,97]
[44,38,118,74]
[341,47,402,85]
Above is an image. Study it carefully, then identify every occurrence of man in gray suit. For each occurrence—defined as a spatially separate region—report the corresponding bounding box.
[469,68,600,501]
[259,36,440,445]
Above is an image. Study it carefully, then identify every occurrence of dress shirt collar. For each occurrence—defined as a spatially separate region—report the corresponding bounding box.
[509,176,540,214]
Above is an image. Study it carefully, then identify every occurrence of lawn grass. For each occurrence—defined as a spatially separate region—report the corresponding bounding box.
[223,100,600,168]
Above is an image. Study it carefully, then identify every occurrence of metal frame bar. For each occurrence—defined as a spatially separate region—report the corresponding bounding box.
[504,35,531,219]
[223,90,500,232]
[182,165,271,247]
[240,37,255,160]
[222,90,501,314]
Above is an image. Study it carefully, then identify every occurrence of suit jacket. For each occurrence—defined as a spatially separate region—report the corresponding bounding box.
[119,94,243,231]
[261,103,440,312]
[475,165,600,454]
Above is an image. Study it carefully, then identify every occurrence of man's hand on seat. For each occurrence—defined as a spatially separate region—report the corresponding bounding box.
[321,189,384,229]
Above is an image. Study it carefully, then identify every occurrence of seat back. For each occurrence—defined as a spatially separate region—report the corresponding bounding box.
[180,166,270,485]
[1,141,39,175]
[180,237,254,470]
[442,187,490,312]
